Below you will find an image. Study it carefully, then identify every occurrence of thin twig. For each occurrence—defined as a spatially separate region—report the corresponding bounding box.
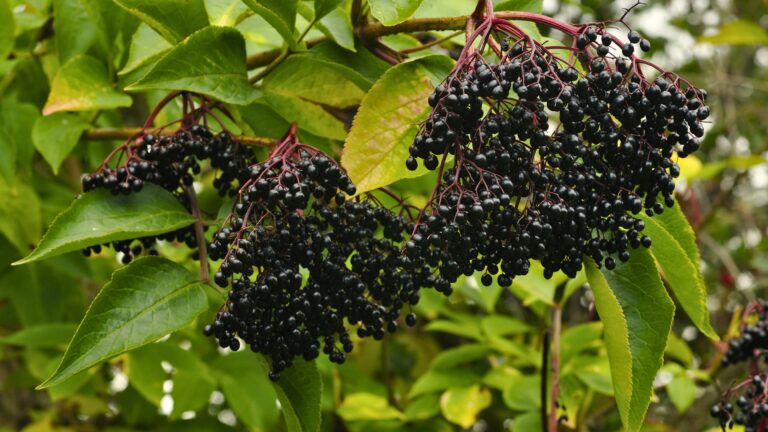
[398,30,464,54]
[541,331,550,432]
[184,185,210,283]
[549,305,563,432]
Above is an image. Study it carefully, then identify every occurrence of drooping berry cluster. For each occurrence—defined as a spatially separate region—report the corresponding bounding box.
[723,302,768,366]
[205,127,423,379]
[711,375,768,431]
[407,18,708,285]
[711,301,768,431]
[81,124,255,262]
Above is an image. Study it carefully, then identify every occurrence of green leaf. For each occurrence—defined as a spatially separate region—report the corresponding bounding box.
[585,249,674,432]
[338,393,404,421]
[32,113,90,174]
[119,23,172,75]
[15,184,196,265]
[439,385,492,428]
[263,358,322,432]
[43,55,133,115]
[665,332,694,367]
[262,91,347,140]
[263,55,368,107]
[502,375,540,411]
[430,344,492,370]
[341,55,454,193]
[0,179,41,255]
[480,315,532,338]
[212,352,281,431]
[0,130,16,182]
[409,369,482,398]
[666,369,697,413]
[243,0,298,45]
[127,342,218,415]
[0,0,14,61]
[205,0,251,26]
[640,202,718,339]
[315,6,355,51]
[37,256,208,388]
[511,411,541,432]
[126,26,260,105]
[0,323,77,348]
[113,0,210,43]
[572,355,614,395]
[368,0,424,26]
[494,0,542,13]
[53,0,109,62]
[560,322,603,364]
[425,319,483,340]
[404,394,441,421]
[314,0,345,20]
[698,19,768,45]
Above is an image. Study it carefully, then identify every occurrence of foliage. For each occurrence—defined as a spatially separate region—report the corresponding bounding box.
[0,0,766,431]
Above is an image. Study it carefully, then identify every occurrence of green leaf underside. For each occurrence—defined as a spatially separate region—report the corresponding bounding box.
[38,257,208,388]
[585,249,674,432]
[32,113,90,174]
[368,0,424,26]
[126,26,260,105]
[15,184,196,265]
[341,56,454,194]
[43,55,133,115]
[113,0,209,43]
[640,203,718,339]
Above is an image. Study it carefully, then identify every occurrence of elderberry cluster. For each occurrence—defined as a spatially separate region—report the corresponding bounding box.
[408,27,709,284]
[80,125,254,262]
[723,303,768,366]
[205,133,423,379]
[711,375,768,431]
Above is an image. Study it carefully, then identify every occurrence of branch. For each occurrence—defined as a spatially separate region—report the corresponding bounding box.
[245,13,582,70]
[82,128,273,147]
[184,185,210,283]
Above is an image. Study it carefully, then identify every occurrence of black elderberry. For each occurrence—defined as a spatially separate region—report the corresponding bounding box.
[408,25,707,286]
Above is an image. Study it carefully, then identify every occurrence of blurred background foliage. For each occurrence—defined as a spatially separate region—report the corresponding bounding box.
[0,0,767,431]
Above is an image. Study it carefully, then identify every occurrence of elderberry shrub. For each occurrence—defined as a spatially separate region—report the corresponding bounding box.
[205,129,423,380]
[80,125,255,262]
[711,301,768,431]
[408,24,709,284]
